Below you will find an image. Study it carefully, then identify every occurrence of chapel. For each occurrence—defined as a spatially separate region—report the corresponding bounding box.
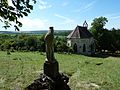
[67,21,95,55]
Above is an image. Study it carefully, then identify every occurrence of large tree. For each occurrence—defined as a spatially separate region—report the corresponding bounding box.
[90,16,108,52]
[0,0,36,31]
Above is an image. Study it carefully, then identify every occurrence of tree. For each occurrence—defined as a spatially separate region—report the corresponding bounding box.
[54,36,69,52]
[25,36,37,51]
[90,16,108,52]
[2,40,11,50]
[91,17,108,30]
[0,0,36,30]
[98,29,112,52]
[110,28,120,53]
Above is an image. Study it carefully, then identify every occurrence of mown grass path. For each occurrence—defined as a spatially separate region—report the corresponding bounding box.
[0,51,120,90]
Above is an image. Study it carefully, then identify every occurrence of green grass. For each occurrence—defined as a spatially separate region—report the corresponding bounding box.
[0,51,120,90]
[0,51,44,90]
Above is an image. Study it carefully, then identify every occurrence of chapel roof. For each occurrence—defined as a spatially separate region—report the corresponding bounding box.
[67,25,93,39]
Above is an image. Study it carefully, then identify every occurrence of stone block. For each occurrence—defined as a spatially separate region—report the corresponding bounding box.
[44,61,59,79]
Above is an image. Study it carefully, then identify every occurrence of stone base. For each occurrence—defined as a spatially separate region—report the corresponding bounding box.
[44,61,59,79]
[26,73,70,90]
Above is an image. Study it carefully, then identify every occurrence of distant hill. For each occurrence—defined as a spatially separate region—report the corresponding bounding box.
[0,31,47,34]
[0,30,72,36]
[0,31,19,34]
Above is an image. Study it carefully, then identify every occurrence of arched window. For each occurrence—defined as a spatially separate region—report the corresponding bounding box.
[73,43,77,53]
[83,44,86,52]
[90,43,95,51]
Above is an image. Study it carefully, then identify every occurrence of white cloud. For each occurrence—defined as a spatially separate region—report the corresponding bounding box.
[103,13,120,29]
[62,2,69,7]
[111,16,120,19]
[0,17,51,31]
[19,17,47,30]
[105,13,120,20]
[54,14,75,24]
[39,5,52,10]
[84,1,96,9]
[38,0,52,10]
[74,0,96,13]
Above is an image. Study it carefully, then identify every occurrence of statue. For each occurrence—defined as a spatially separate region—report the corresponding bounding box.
[26,27,70,90]
[44,27,55,63]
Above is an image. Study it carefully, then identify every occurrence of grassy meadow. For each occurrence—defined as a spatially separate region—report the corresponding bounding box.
[0,51,120,90]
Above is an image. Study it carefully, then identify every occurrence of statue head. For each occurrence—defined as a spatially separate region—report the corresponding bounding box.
[49,27,54,33]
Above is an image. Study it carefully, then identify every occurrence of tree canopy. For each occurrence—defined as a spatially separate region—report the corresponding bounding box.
[90,16,120,53]
[90,17,108,51]
[91,17,108,30]
[0,0,36,31]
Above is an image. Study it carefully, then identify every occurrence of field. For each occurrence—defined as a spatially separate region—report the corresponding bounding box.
[0,51,120,90]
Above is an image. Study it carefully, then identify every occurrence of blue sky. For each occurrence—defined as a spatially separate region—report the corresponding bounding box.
[1,0,120,31]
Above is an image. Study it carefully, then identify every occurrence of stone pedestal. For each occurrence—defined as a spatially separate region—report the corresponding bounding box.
[26,73,70,90]
[44,60,59,79]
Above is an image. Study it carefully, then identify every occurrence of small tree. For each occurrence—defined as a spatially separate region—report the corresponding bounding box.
[0,0,36,30]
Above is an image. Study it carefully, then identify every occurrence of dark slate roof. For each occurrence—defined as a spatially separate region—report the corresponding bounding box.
[67,25,93,39]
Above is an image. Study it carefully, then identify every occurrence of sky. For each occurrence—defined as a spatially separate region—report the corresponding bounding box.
[1,0,120,31]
